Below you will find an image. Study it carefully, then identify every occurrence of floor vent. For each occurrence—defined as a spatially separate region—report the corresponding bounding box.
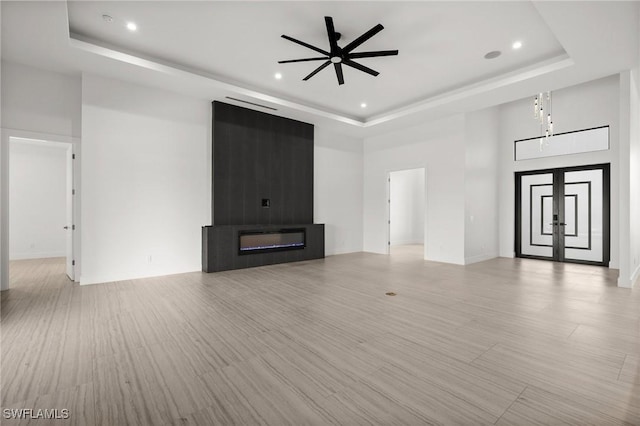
[385,292,397,296]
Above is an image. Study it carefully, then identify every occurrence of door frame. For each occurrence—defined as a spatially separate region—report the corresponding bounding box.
[515,163,610,267]
[386,167,427,256]
[1,128,80,290]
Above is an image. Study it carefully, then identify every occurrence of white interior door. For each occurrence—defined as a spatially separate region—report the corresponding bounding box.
[65,146,74,280]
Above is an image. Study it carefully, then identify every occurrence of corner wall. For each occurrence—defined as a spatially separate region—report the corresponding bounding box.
[363,114,466,264]
[620,68,640,288]
[81,74,211,284]
[629,69,640,286]
[632,65,640,287]
[314,128,364,255]
[465,107,500,264]
[0,8,4,288]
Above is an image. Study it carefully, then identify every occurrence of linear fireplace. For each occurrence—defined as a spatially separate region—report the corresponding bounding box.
[202,102,324,272]
[202,224,323,272]
[239,229,305,255]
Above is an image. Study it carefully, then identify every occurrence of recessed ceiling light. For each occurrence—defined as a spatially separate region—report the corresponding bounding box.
[484,50,501,60]
[102,14,113,23]
[360,103,367,108]
[274,72,282,80]
[512,41,523,50]
[126,21,137,31]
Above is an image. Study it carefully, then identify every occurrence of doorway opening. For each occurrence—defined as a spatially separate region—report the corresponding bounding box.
[515,163,610,266]
[9,137,76,286]
[387,168,426,259]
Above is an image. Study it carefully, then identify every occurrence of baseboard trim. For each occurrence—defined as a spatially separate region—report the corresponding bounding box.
[10,252,66,260]
[390,240,424,246]
[325,247,363,256]
[465,252,498,265]
[80,267,200,286]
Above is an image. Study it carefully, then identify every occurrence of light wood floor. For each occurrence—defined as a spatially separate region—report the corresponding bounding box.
[1,249,639,425]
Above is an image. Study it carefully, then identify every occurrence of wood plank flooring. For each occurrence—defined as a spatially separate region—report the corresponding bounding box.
[1,247,639,425]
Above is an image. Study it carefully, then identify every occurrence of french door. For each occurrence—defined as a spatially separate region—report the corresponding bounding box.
[515,164,610,266]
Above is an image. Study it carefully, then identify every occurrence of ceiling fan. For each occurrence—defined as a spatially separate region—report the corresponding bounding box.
[278,16,398,85]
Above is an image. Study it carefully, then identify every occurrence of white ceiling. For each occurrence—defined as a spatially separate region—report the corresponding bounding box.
[66,1,565,119]
[1,1,639,138]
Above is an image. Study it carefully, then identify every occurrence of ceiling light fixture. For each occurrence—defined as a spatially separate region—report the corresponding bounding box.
[274,72,282,80]
[534,91,554,150]
[512,41,523,50]
[484,50,501,59]
[126,21,137,31]
[360,103,367,108]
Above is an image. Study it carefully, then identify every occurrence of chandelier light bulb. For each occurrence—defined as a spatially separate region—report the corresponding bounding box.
[533,90,555,149]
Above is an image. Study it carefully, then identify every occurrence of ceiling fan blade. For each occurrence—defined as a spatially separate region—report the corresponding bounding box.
[334,62,344,85]
[303,60,331,81]
[343,59,379,77]
[325,16,339,54]
[348,50,399,59]
[342,24,384,53]
[278,57,329,64]
[281,35,330,56]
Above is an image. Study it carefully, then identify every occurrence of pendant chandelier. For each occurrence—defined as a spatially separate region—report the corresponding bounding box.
[534,91,553,150]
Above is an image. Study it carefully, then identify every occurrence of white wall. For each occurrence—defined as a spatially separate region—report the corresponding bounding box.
[465,107,500,264]
[620,68,640,288]
[498,75,620,269]
[0,7,4,288]
[389,168,425,246]
[314,128,363,255]
[364,114,466,264]
[1,61,81,137]
[81,74,210,284]
[629,68,640,286]
[0,12,5,289]
[9,141,67,259]
[1,61,81,289]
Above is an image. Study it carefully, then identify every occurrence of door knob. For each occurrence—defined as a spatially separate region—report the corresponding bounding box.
[63,226,69,230]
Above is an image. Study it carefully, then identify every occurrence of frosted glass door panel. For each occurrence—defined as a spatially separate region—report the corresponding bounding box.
[521,173,554,258]
[563,169,603,263]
